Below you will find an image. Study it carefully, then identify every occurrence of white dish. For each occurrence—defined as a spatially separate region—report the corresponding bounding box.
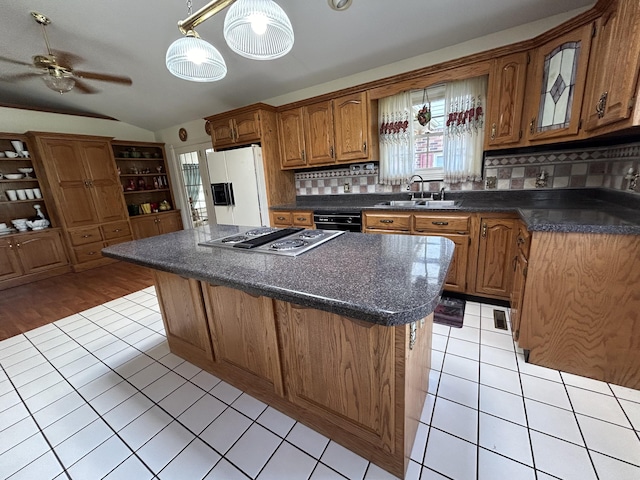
[4,151,19,158]
[4,173,23,180]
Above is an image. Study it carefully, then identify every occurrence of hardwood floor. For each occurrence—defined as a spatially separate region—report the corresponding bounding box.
[0,261,154,341]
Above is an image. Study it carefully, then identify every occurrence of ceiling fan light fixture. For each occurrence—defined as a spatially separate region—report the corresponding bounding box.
[42,71,75,93]
[328,0,353,11]
[166,32,227,82]
[223,0,294,60]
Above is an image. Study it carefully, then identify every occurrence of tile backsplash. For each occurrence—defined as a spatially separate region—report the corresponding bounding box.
[295,141,640,196]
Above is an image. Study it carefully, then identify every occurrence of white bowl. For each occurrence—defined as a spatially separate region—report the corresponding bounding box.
[3,173,23,180]
[26,219,50,230]
[4,151,19,158]
[17,168,33,174]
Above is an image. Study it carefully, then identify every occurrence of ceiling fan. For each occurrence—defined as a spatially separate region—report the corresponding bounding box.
[0,11,132,94]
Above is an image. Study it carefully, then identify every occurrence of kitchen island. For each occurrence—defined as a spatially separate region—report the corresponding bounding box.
[103,226,454,477]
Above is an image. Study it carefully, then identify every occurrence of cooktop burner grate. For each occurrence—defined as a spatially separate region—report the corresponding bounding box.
[271,239,307,250]
[298,230,324,239]
[245,227,278,236]
[221,235,249,244]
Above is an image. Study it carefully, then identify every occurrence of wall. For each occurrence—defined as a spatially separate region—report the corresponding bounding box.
[295,142,640,197]
[0,107,155,141]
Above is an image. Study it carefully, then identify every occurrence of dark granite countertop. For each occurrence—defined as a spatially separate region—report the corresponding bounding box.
[102,225,454,327]
[271,189,640,234]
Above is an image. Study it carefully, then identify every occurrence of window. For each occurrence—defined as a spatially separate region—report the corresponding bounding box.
[411,85,445,180]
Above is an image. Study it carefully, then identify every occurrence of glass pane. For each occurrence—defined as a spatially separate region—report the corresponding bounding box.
[537,41,580,132]
[178,151,208,227]
[412,86,445,173]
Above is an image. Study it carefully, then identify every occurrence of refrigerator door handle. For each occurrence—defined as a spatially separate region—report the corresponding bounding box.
[226,182,235,206]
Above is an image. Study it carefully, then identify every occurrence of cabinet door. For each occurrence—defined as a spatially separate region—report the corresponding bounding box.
[475,218,515,299]
[0,238,23,281]
[40,138,98,227]
[154,270,215,370]
[79,141,128,224]
[525,24,593,141]
[441,234,469,293]
[304,101,335,165]
[130,215,160,239]
[278,108,307,168]
[510,251,528,345]
[203,284,284,395]
[233,111,261,144]
[363,212,411,232]
[210,118,235,148]
[334,92,370,162]
[16,230,68,274]
[486,52,528,148]
[583,0,640,131]
[157,212,183,235]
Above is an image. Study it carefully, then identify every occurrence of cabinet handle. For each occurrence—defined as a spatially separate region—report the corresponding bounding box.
[296,217,306,222]
[380,219,394,224]
[513,255,518,272]
[277,216,286,221]
[490,123,496,140]
[15,243,20,248]
[529,117,536,135]
[517,236,525,245]
[596,92,608,118]
[432,221,449,226]
[82,234,92,238]
[482,222,487,238]
[363,141,367,153]
[87,251,96,256]
[330,145,334,158]
[301,150,306,162]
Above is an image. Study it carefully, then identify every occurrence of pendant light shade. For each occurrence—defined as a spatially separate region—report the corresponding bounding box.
[42,72,75,93]
[166,33,227,82]
[223,0,294,60]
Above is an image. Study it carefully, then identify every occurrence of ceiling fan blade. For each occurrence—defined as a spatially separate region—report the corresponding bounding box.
[0,72,41,82]
[73,70,132,85]
[0,56,33,67]
[73,79,99,94]
[51,49,84,68]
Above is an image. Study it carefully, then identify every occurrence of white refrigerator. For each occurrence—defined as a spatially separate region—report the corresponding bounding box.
[206,145,270,227]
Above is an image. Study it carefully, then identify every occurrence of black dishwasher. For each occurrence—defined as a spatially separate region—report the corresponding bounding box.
[313,211,362,232]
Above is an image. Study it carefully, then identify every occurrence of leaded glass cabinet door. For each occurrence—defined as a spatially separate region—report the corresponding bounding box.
[526,24,593,141]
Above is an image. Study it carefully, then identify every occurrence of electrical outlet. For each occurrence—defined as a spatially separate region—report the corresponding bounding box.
[344,182,351,193]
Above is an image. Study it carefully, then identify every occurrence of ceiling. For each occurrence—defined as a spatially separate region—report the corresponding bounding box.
[0,0,594,133]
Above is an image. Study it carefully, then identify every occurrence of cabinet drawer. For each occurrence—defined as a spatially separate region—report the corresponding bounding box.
[364,213,411,231]
[413,214,470,234]
[104,236,133,247]
[101,221,131,240]
[272,212,292,226]
[74,242,105,263]
[292,211,313,227]
[68,226,103,246]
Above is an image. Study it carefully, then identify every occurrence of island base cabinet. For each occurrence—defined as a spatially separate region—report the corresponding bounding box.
[276,302,432,478]
[153,271,215,371]
[521,232,640,389]
[201,284,284,397]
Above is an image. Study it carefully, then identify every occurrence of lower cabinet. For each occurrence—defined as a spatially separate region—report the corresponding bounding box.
[270,210,314,228]
[509,221,530,344]
[153,270,215,370]
[0,229,69,289]
[473,216,516,299]
[66,220,133,271]
[130,211,183,239]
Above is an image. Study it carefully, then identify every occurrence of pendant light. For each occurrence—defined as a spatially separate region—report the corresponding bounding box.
[166,30,227,82]
[223,0,294,60]
[166,0,293,82]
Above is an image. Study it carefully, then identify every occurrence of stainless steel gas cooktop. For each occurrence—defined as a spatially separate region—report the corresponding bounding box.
[198,227,346,256]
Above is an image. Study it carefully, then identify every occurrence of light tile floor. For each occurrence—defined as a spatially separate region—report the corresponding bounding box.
[1,289,640,479]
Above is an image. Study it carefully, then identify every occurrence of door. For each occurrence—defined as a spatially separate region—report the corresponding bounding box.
[40,138,98,227]
[304,101,335,165]
[176,147,210,228]
[0,238,22,281]
[233,111,261,144]
[17,231,68,274]
[475,218,515,298]
[157,212,183,235]
[334,92,369,162]
[79,140,128,223]
[209,118,235,148]
[278,108,307,168]
[510,251,528,345]
[131,215,159,239]
[441,234,469,293]
[206,149,234,225]
[224,146,264,227]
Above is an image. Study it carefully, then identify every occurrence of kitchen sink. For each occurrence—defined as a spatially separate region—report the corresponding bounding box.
[375,200,462,209]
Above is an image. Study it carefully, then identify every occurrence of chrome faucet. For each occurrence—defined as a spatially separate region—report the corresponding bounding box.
[440,187,445,201]
[408,174,425,199]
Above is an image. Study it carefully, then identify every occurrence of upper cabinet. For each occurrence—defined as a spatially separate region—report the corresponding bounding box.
[485,52,529,148]
[278,92,378,170]
[209,110,261,149]
[582,0,640,133]
[524,23,593,142]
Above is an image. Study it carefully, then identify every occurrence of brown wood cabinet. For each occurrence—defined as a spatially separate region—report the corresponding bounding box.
[524,23,593,142]
[474,217,516,300]
[30,133,131,271]
[583,0,640,133]
[153,270,215,370]
[270,210,314,228]
[203,284,284,396]
[509,221,530,344]
[486,52,529,148]
[0,229,69,288]
[363,211,411,233]
[209,110,261,149]
[279,92,377,170]
[130,211,182,240]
